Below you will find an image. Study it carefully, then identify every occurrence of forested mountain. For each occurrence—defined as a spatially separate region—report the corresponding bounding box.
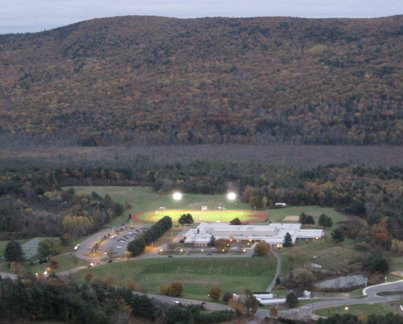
[1,15,403,145]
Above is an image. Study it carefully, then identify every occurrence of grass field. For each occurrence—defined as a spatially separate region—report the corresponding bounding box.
[267,206,347,224]
[68,186,346,228]
[133,209,267,223]
[279,237,362,277]
[68,186,254,226]
[74,257,276,300]
[316,302,403,317]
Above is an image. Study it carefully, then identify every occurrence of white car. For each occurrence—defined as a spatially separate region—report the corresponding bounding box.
[74,244,80,251]
[116,245,122,249]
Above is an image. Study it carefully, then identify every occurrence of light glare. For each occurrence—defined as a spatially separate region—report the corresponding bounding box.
[227,192,236,201]
[172,192,183,201]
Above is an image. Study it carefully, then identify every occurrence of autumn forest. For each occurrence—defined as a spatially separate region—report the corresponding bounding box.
[1,15,403,146]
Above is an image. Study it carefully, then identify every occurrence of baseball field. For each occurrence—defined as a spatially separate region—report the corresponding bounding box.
[132,209,268,223]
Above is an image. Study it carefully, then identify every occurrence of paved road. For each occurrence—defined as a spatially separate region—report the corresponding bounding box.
[267,249,281,292]
[279,279,403,321]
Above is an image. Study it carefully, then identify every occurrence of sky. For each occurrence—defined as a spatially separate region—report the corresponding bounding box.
[1,0,403,34]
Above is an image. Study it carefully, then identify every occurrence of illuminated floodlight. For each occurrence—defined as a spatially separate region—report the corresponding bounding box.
[227,192,237,201]
[172,192,183,201]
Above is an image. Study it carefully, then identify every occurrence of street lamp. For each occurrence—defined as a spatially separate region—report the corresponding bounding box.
[172,192,183,201]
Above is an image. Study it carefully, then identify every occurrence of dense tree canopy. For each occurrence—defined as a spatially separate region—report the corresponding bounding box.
[1,16,403,146]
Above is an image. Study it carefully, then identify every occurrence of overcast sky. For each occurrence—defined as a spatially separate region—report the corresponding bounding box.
[1,0,403,34]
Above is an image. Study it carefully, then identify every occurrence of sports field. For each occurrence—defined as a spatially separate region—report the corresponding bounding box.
[67,186,255,226]
[75,257,276,300]
[132,209,267,223]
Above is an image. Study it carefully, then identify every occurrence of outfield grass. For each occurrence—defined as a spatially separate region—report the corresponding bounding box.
[133,209,266,223]
[74,257,276,300]
[68,186,346,227]
[316,302,403,317]
[68,186,254,226]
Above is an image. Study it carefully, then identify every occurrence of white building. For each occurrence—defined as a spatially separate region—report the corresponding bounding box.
[183,222,324,247]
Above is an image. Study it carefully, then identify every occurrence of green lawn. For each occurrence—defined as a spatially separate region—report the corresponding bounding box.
[68,186,346,228]
[0,253,88,275]
[74,257,276,300]
[279,237,362,276]
[133,209,267,223]
[316,302,403,317]
[68,186,255,226]
[267,206,346,224]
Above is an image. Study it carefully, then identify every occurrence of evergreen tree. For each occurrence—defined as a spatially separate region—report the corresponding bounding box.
[283,232,293,247]
[4,241,24,262]
[319,214,333,228]
[127,237,146,256]
[332,228,345,242]
[285,291,298,308]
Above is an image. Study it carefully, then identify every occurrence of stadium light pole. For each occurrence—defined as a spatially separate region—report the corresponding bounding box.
[172,191,183,201]
[221,192,237,222]
[227,192,237,202]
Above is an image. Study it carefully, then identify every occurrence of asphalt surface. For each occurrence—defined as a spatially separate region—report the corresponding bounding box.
[138,280,403,322]
[267,249,281,292]
[279,279,403,321]
[75,224,147,261]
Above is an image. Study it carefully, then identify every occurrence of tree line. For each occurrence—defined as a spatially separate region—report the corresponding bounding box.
[0,276,235,324]
[127,216,172,256]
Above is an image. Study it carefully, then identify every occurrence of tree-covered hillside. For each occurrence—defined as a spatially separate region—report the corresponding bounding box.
[1,15,403,145]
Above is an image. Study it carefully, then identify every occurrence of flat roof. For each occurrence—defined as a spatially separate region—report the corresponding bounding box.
[183,222,324,245]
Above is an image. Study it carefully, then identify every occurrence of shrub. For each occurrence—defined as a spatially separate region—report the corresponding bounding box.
[84,272,93,283]
[209,286,221,300]
[214,239,231,252]
[254,241,270,256]
[178,213,194,225]
[362,255,389,274]
[168,282,183,297]
[230,218,242,225]
[332,228,345,242]
[38,239,61,259]
[294,269,315,289]
[160,283,171,296]
[222,292,234,304]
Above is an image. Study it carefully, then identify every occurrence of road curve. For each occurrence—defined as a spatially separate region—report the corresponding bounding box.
[280,279,403,321]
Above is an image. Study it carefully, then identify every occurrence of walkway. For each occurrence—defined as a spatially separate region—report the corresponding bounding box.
[266,249,282,292]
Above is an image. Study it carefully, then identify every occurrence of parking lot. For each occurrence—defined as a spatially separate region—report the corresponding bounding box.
[75,224,148,261]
